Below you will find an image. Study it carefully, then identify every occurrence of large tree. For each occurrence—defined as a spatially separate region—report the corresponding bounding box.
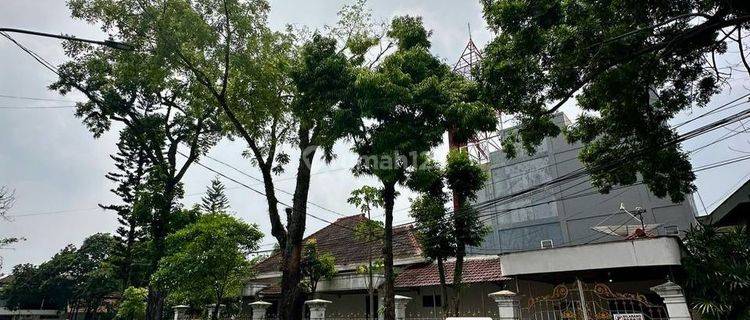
[63,2,361,318]
[101,132,152,289]
[349,16,496,320]
[408,152,488,315]
[54,1,225,318]
[478,0,750,202]
[151,213,263,320]
[1,233,119,320]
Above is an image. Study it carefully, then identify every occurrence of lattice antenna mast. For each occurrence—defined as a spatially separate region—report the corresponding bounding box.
[452,24,482,80]
[450,24,504,163]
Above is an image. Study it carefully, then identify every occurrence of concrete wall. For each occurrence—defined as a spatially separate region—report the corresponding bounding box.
[469,113,698,254]
[316,278,669,319]
[316,283,506,318]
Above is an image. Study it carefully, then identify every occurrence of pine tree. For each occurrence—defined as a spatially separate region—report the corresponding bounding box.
[101,130,152,289]
[200,177,230,214]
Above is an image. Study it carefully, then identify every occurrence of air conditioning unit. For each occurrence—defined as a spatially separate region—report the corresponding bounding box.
[540,239,554,249]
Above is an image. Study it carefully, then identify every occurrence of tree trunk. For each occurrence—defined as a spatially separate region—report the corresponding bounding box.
[450,199,468,317]
[145,182,175,320]
[122,220,137,288]
[436,257,449,316]
[278,139,316,320]
[368,261,375,320]
[381,182,397,320]
[451,243,465,316]
[211,292,222,320]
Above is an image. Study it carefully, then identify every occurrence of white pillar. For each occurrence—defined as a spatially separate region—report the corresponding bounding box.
[394,295,412,320]
[305,299,332,320]
[651,281,692,320]
[489,290,518,320]
[173,305,189,320]
[249,301,272,320]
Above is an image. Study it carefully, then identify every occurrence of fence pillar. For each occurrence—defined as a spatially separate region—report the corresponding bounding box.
[651,281,692,320]
[489,290,518,320]
[173,305,189,320]
[394,295,412,320]
[249,301,272,320]
[305,299,332,320]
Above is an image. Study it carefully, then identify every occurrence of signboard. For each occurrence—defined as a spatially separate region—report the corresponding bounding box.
[613,313,645,320]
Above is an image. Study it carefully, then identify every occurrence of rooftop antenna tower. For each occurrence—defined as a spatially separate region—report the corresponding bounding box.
[452,23,482,80]
[450,23,504,163]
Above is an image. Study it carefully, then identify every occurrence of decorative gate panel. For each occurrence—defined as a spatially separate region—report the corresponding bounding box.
[520,281,668,320]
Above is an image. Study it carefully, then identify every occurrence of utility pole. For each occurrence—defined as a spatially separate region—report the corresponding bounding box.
[0,27,132,50]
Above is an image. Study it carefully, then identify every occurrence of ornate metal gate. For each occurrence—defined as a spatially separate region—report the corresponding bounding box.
[520,280,668,320]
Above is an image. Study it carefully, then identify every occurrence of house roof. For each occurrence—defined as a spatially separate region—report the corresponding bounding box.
[254,214,422,274]
[394,257,506,288]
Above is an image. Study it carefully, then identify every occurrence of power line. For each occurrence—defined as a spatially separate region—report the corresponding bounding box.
[180,151,346,218]
[0,105,76,109]
[0,94,76,103]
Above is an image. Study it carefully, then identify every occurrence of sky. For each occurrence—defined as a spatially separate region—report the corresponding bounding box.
[1,0,749,271]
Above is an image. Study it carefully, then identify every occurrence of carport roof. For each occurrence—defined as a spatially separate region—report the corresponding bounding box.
[394,257,507,288]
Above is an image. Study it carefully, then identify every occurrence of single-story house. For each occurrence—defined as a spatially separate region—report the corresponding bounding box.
[244,214,688,320]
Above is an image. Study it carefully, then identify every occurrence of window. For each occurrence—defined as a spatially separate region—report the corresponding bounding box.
[422,294,442,308]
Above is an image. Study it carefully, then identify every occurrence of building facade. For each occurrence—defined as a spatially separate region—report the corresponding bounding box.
[469,113,698,254]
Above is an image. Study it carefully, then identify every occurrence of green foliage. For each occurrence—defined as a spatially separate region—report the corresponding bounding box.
[387,16,431,50]
[409,151,489,314]
[355,259,384,276]
[409,194,454,259]
[0,264,46,310]
[1,233,119,316]
[116,287,148,320]
[200,177,231,214]
[682,225,750,320]
[101,133,152,289]
[478,0,750,202]
[348,186,384,217]
[354,220,385,243]
[300,239,337,295]
[409,151,489,258]
[151,214,263,311]
[445,150,488,204]
[346,13,497,318]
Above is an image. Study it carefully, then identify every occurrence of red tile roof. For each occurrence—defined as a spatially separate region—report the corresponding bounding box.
[394,257,507,288]
[254,215,422,274]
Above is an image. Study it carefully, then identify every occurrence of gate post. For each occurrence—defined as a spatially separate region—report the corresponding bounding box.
[173,305,189,320]
[394,295,412,320]
[489,290,518,320]
[305,299,332,320]
[249,301,272,320]
[651,281,692,320]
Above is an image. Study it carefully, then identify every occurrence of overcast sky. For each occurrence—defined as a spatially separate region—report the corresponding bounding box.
[1,0,749,272]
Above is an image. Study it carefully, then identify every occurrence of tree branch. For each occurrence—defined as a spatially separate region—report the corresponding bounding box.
[738,26,750,76]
